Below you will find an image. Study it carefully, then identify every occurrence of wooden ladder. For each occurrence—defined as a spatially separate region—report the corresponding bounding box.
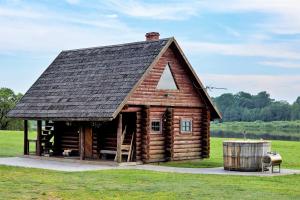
[114,126,135,162]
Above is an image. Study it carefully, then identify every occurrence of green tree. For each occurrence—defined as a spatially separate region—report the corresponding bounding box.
[253,91,273,108]
[213,91,296,122]
[0,88,23,130]
[291,97,300,120]
[235,91,254,109]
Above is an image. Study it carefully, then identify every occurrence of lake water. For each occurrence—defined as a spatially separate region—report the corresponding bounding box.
[211,130,300,141]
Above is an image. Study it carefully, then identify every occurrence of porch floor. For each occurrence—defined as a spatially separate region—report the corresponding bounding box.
[1,157,300,176]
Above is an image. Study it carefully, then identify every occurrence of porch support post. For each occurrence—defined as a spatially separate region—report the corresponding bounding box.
[116,114,122,163]
[80,125,85,160]
[24,120,28,155]
[36,120,42,156]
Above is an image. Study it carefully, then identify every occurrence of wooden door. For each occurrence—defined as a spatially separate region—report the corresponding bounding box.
[84,127,93,159]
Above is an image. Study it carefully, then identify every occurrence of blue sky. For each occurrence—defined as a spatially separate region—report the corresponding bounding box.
[0,0,300,103]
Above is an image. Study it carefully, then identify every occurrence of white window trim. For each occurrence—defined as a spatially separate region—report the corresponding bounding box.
[180,119,193,134]
[150,119,162,134]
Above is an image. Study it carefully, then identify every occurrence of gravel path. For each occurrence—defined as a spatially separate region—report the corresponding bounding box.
[1,157,299,176]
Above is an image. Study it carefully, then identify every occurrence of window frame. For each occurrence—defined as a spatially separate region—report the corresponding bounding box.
[150,119,162,134]
[180,119,193,134]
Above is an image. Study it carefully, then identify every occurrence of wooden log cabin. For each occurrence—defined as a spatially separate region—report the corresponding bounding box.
[8,32,221,163]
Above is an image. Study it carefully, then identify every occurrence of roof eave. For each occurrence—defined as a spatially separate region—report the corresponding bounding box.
[6,115,114,122]
[170,39,222,120]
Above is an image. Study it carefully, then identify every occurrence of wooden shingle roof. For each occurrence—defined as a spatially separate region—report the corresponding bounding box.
[8,38,171,121]
[8,37,222,121]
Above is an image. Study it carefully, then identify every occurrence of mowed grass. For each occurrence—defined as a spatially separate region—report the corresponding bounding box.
[1,166,300,200]
[0,130,36,157]
[1,130,300,199]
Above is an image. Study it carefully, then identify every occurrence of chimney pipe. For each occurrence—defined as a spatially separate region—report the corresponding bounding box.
[145,32,160,41]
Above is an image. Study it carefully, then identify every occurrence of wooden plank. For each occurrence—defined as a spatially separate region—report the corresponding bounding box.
[173,147,201,153]
[84,126,93,159]
[116,114,122,163]
[149,145,165,150]
[149,149,165,154]
[149,140,164,146]
[23,120,28,155]
[174,144,201,149]
[149,154,165,159]
[173,152,201,157]
[127,133,134,162]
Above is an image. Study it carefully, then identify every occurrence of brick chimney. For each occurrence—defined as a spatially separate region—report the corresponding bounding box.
[145,32,160,41]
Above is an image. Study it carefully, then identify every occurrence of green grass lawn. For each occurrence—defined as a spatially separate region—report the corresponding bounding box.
[1,166,300,200]
[1,130,300,199]
[0,130,36,157]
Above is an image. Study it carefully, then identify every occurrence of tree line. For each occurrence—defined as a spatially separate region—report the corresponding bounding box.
[1,87,300,130]
[0,88,23,130]
[213,91,300,122]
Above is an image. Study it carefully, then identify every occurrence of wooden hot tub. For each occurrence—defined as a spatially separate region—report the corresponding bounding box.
[223,140,271,171]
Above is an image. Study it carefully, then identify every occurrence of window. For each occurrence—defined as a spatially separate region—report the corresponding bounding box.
[181,119,192,133]
[151,119,161,133]
[156,63,178,90]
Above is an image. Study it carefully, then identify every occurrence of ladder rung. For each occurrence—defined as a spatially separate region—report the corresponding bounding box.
[121,145,130,151]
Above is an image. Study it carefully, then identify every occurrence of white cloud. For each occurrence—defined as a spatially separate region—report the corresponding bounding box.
[260,61,300,69]
[102,0,200,20]
[201,74,300,103]
[182,41,300,60]
[0,4,140,53]
[0,7,42,18]
[202,0,300,34]
[98,0,300,34]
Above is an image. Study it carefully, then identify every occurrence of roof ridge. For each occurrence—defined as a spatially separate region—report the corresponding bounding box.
[62,37,173,53]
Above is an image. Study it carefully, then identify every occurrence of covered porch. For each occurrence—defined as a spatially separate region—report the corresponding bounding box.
[23,112,137,163]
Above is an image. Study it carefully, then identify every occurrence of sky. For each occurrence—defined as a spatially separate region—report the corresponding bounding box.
[0,0,300,103]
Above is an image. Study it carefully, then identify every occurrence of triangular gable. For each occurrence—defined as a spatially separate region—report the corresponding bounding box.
[156,63,178,90]
[115,38,222,120]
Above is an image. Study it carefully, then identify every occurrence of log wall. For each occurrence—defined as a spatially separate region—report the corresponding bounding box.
[127,45,203,107]
[148,107,166,162]
[136,110,142,162]
[92,129,98,159]
[141,106,150,162]
[201,109,210,158]
[172,107,203,161]
[54,122,79,154]
[164,107,173,161]
[141,106,209,162]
